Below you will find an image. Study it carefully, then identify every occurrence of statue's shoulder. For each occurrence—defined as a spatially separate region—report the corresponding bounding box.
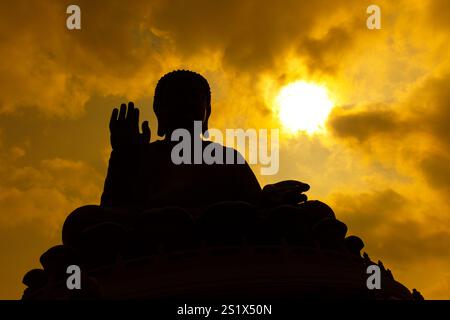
[201,141,246,165]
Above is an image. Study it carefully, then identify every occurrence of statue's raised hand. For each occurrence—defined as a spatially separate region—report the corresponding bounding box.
[262,180,310,206]
[109,102,151,150]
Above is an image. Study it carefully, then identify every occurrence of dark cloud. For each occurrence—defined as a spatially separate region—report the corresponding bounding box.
[387,75,449,151]
[378,220,450,263]
[333,189,408,230]
[328,73,450,196]
[427,0,450,29]
[327,106,405,142]
[0,0,364,117]
[420,153,450,198]
[299,26,356,74]
[150,0,360,72]
[410,74,450,150]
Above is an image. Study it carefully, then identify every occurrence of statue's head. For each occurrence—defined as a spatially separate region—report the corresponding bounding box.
[153,70,211,138]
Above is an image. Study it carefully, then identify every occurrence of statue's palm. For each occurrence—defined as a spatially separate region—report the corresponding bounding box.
[263,180,310,206]
[109,102,151,150]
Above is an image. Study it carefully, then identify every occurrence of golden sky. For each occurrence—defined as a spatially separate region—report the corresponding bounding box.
[1,0,449,299]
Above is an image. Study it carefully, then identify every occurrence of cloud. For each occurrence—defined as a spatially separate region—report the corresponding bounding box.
[426,0,450,29]
[330,189,450,299]
[150,0,361,71]
[327,72,450,197]
[328,106,404,142]
[323,70,450,299]
[0,0,367,118]
[408,74,450,150]
[420,153,450,198]
[0,0,160,117]
[0,141,105,299]
[0,156,103,230]
[299,26,356,74]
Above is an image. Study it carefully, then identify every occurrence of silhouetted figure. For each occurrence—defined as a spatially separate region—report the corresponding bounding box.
[101,70,262,209]
[62,70,309,247]
[22,70,420,300]
[412,288,424,300]
[101,71,311,210]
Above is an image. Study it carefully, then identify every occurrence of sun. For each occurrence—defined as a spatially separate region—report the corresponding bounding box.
[275,81,334,134]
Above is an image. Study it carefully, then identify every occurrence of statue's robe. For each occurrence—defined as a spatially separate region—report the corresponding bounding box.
[100,139,262,210]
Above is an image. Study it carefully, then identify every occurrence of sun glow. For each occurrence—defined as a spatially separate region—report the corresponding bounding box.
[275,81,334,134]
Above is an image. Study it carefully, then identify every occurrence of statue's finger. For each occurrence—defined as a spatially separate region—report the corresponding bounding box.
[271,181,310,193]
[141,121,151,143]
[297,193,308,203]
[126,101,135,122]
[118,103,127,121]
[280,189,308,204]
[278,180,310,192]
[133,107,140,133]
[109,108,118,130]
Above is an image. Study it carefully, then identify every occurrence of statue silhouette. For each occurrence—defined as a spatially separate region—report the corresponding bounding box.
[62,70,310,247]
[22,70,419,300]
[101,70,311,209]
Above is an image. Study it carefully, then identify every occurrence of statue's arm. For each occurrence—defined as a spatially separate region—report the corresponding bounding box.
[100,148,140,207]
[100,102,150,208]
[261,180,310,207]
